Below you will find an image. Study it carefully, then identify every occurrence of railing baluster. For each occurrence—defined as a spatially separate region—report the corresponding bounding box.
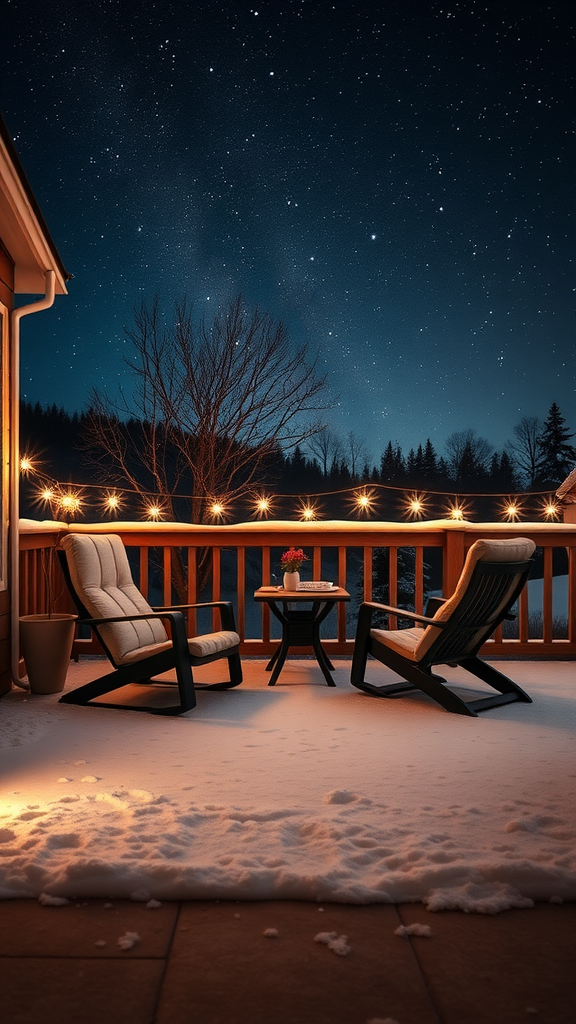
[163,547,172,606]
[261,546,271,643]
[519,585,529,643]
[542,547,553,643]
[568,546,576,644]
[338,546,347,640]
[187,546,197,635]
[139,547,148,599]
[237,546,246,641]
[212,547,221,631]
[363,547,372,602]
[415,546,423,614]
[389,547,398,629]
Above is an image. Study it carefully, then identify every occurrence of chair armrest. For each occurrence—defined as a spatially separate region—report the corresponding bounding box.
[360,601,445,628]
[152,601,237,631]
[79,610,186,628]
[424,596,447,616]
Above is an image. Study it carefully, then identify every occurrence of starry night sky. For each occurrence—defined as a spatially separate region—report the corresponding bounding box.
[2,0,574,463]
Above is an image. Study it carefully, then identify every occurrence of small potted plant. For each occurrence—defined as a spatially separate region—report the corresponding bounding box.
[19,545,77,694]
[280,547,309,591]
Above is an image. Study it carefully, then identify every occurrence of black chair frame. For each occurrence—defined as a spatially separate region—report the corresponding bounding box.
[351,558,534,717]
[58,550,242,715]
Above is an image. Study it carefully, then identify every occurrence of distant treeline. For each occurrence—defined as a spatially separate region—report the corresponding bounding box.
[19,400,575,522]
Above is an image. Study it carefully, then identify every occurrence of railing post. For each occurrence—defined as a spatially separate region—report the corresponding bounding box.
[443,530,465,596]
[569,546,576,643]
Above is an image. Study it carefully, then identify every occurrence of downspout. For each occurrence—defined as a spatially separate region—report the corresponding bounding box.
[9,269,56,688]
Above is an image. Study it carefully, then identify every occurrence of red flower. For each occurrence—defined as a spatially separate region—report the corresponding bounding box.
[280,547,309,573]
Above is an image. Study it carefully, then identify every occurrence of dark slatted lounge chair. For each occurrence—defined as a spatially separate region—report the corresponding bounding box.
[58,533,242,715]
[350,537,535,717]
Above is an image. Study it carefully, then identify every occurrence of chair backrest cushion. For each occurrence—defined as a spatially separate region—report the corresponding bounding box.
[60,534,167,664]
[415,536,536,660]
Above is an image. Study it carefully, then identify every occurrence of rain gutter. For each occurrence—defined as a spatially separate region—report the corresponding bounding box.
[9,270,56,687]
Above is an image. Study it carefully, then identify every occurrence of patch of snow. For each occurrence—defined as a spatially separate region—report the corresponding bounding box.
[117,931,140,950]
[423,882,534,914]
[314,931,351,955]
[394,923,431,938]
[38,893,69,907]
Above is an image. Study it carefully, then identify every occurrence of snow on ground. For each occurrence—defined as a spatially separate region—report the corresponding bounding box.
[1,658,575,911]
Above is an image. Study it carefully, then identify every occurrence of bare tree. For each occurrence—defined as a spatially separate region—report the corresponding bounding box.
[305,427,343,478]
[445,429,493,480]
[84,294,331,524]
[346,431,368,481]
[506,416,545,488]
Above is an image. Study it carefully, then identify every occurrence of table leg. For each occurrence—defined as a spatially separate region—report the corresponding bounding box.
[265,645,281,672]
[267,635,290,686]
[312,632,337,686]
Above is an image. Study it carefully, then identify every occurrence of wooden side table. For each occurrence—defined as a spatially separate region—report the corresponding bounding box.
[254,586,350,686]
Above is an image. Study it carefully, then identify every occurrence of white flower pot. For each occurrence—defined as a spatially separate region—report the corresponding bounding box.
[283,571,300,591]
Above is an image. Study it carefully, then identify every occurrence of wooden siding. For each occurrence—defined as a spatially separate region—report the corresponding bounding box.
[0,241,13,693]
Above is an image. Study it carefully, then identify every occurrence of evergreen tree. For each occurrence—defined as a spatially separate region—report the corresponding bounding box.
[498,451,517,491]
[536,403,576,487]
[422,438,438,480]
[405,448,417,484]
[380,441,397,483]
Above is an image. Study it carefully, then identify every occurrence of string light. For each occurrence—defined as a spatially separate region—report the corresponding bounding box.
[209,499,230,521]
[143,501,166,521]
[17,456,569,523]
[251,493,276,518]
[102,492,122,515]
[445,499,470,521]
[540,498,560,521]
[36,485,55,505]
[402,491,429,520]
[298,499,321,521]
[350,488,377,517]
[499,497,524,522]
[57,491,83,517]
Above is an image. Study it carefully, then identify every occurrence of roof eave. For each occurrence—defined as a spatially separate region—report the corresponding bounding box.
[0,115,71,295]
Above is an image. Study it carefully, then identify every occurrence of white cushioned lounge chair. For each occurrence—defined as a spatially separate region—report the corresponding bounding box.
[58,533,242,715]
[351,537,535,716]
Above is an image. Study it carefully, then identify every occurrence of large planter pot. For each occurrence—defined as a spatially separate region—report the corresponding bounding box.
[19,614,77,695]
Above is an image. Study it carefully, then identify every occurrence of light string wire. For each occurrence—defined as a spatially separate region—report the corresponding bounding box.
[18,455,563,524]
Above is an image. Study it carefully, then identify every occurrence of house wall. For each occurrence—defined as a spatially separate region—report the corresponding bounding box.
[0,241,14,694]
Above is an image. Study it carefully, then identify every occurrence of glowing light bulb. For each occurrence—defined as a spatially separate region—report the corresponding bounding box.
[498,497,523,522]
[402,492,428,520]
[298,500,320,521]
[252,494,276,518]
[20,455,34,473]
[103,492,122,515]
[541,499,559,521]
[350,488,377,517]
[58,491,82,517]
[145,503,164,521]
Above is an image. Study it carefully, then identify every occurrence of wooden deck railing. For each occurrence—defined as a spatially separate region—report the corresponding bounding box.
[18,520,576,658]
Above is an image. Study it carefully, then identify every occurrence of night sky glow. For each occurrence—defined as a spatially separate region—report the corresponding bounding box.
[2,1,574,461]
